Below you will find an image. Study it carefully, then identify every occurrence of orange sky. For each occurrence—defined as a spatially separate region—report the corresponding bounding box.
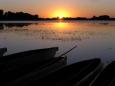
[0,0,115,18]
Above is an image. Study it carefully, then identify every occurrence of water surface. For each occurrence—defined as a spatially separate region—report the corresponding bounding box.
[0,20,115,64]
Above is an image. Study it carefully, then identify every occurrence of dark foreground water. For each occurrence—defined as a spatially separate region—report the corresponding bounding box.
[0,20,115,64]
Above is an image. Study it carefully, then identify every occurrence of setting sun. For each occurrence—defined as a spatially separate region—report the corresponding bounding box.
[59,15,63,19]
[51,10,70,18]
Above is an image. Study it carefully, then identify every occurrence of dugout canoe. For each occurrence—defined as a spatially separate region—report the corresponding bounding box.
[0,56,67,86]
[90,61,115,86]
[38,58,102,86]
[0,47,58,64]
[10,58,102,86]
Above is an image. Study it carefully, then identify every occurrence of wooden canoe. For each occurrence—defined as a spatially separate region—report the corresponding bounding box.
[0,48,7,57]
[7,58,102,86]
[0,47,58,64]
[0,56,67,86]
[28,58,102,86]
[90,61,115,86]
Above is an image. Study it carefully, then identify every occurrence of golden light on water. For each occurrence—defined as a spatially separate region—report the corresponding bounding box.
[52,22,74,32]
[57,22,66,28]
[54,22,68,29]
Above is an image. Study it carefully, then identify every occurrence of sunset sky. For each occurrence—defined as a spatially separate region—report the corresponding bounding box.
[0,0,115,18]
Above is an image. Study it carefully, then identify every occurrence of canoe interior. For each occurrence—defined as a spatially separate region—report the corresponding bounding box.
[0,56,67,86]
[26,58,101,86]
[76,59,103,86]
[0,47,58,64]
[90,61,115,86]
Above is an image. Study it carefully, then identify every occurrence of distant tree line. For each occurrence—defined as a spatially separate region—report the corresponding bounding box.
[90,15,115,20]
[62,15,115,20]
[0,9,115,20]
[0,9,39,20]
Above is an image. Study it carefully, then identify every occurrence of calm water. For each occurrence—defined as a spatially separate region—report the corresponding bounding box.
[0,20,115,64]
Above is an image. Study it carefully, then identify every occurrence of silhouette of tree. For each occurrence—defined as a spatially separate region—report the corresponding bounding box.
[91,15,111,20]
[4,11,16,20]
[98,15,110,20]
[0,10,4,20]
[0,9,115,20]
[2,10,39,20]
[91,16,97,20]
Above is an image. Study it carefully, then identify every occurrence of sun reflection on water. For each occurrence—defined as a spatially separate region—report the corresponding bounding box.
[53,22,70,31]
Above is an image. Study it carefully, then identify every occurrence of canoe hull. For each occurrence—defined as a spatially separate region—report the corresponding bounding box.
[75,61,103,86]
[0,47,58,64]
[1,57,67,86]
[29,58,102,86]
[90,61,115,86]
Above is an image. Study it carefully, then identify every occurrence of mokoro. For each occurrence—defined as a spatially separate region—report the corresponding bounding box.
[0,48,7,57]
[90,61,115,86]
[0,47,58,64]
[8,58,102,86]
[0,56,67,86]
